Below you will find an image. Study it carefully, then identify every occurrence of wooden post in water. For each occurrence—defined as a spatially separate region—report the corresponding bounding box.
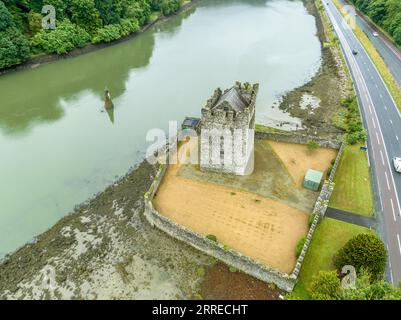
[104,87,114,109]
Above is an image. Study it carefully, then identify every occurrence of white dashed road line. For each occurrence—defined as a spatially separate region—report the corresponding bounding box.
[391,199,397,222]
[385,171,391,191]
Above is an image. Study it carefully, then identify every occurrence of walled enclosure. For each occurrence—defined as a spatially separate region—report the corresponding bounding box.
[143,132,344,292]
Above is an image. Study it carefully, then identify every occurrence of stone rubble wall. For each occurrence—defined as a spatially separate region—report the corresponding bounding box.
[291,137,344,278]
[255,131,341,149]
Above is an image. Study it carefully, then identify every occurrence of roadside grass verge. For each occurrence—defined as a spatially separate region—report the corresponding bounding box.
[329,143,374,216]
[288,218,375,299]
[332,0,401,113]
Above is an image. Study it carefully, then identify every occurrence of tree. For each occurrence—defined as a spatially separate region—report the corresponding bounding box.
[95,0,122,25]
[70,0,102,33]
[0,0,14,31]
[0,27,30,68]
[30,19,90,54]
[367,0,388,25]
[333,234,387,281]
[27,11,42,35]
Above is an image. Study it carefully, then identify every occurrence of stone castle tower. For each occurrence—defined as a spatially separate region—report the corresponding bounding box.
[200,82,258,175]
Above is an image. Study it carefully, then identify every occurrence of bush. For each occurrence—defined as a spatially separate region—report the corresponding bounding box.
[333,234,387,281]
[92,24,122,43]
[196,267,205,277]
[295,237,306,258]
[160,0,181,16]
[30,20,91,54]
[229,266,238,273]
[119,19,140,36]
[308,213,316,228]
[307,140,319,151]
[0,27,30,69]
[310,270,343,300]
[342,95,367,145]
[327,165,333,178]
[206,234,217,242]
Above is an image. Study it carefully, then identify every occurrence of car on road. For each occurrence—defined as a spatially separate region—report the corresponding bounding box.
[393,157,401,173]
[373,32,379,37]
[352,50,358,55]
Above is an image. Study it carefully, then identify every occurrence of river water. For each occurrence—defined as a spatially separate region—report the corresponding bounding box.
[0,0,321,257]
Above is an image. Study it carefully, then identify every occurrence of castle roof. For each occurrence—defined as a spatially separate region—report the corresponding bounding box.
[213,87,251,112]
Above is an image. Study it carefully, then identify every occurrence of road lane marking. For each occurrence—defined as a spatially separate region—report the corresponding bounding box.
[397,234,401,256]
[390,119,393,125]
[376,132,381,145]
[380,150,385,165]
[388,255,394,284]
[385,171,391,190]
[396,135,399,141]
[391,199,397,221]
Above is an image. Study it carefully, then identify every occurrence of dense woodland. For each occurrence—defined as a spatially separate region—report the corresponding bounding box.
[349,0,401,45]
[0,0,184,69]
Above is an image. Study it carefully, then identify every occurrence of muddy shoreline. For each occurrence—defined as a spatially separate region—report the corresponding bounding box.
[278,0,349,139]
[0,0,198,77]
[0,159,278,300]
[0,160,210,299]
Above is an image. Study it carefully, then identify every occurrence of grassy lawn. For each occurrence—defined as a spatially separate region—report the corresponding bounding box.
[329,143,374,216]
[288,218,375,299]
[332,0,401,113]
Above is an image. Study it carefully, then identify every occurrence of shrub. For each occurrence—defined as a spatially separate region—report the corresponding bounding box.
[295,237,306,258]
[327,165,333,178]
[308,213,316,227]
[119,18,140,36]
[0,27,30,68]
[333,234,387,281]
[196,267,205,277]
[160,0,181,16]
[206,234,217,242]
[307,140,319,151]
[92,24,121,43]
[310,270,343,300]
[30,19,91,54]
[229,266,238,273]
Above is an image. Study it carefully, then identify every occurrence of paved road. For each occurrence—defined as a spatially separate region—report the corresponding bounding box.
[326,207,376,228]
[337,0,401,88]
[323,0,401,285]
